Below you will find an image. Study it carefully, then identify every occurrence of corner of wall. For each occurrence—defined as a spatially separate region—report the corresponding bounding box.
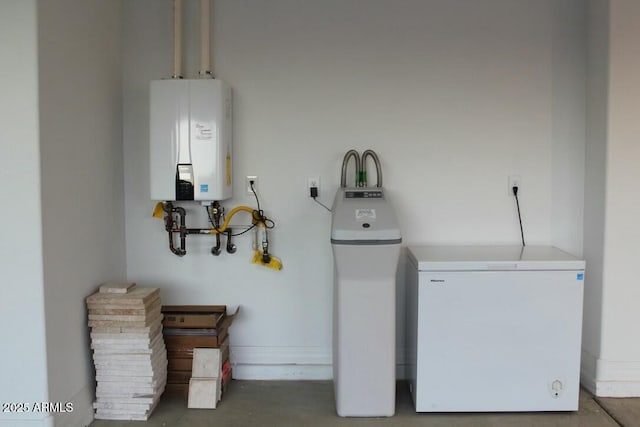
[581,349,598,395]
[51,384,94,427]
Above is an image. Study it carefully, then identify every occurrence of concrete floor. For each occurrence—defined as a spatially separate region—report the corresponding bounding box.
[90,381,639,427]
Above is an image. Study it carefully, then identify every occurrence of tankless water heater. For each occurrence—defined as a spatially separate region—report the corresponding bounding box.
[150,79,232,201]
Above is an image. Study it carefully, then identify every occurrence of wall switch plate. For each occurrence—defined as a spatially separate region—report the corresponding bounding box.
[508,175,521,196]
[307,176,320,197]
[246,175,258,195]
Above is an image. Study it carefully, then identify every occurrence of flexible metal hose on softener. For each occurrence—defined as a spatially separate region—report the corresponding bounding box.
[361,149,382,188]
[340,149,361,188]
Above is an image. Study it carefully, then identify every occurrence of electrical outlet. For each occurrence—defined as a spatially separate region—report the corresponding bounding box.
[508,175,521,196]
[307,176,320,197]
[246,175,258,195]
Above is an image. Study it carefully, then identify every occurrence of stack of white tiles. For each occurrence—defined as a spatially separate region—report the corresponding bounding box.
[188,347,223,409]
[86,282,167,421]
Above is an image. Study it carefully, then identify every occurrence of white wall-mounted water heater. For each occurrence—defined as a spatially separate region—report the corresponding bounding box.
[150,79,232,202]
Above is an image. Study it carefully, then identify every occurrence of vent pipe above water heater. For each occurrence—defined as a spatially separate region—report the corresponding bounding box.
[171,0,183,79]
[199,0,212,77]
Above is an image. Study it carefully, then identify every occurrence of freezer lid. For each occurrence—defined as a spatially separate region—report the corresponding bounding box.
[330,188,402,243]
[408,245,585,271]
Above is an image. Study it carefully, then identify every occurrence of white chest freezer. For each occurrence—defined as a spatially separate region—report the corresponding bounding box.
[406,245,585,412]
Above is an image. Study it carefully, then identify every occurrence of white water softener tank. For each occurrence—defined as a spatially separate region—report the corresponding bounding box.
[150,79,232,202]
[331,185,402,417]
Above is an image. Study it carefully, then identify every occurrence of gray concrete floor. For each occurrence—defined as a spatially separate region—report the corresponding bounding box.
[90,381,639,427]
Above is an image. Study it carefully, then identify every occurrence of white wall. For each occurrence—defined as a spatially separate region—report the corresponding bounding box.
[551,0,586,257]
[38,0,126,425]
[582,0,640,397]
[598,0,640,396]
[123,0,587,378]
[0,1,50,426]
[602,0,640,364]
[582,0,609,395]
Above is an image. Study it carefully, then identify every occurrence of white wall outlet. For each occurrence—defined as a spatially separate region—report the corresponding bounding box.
[307,176,320,197]
[246,175,258,195]
[508,175,522,196]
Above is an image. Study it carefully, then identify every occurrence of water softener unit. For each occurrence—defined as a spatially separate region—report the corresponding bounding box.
[331,150,402,417]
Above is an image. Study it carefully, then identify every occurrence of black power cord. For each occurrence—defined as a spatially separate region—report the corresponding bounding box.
[203,180,275,237]
[250,180,261,212]
[310,186,332,212]
[513,186,525,247]
[205,206,257,237]
[250,181,275,229]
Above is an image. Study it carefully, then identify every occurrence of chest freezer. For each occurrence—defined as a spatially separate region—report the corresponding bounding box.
[406,245,585,412]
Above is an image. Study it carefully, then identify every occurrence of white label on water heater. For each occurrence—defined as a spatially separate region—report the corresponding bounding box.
[355,208,376,221]
[195,123,213,140]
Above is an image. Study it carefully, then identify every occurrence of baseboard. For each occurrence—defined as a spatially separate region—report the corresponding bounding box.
[593,382,640,397]
[232,364,410,381]
[581,349,640,397]
[50,383,94,427]
[581,349,598,395]
[230,346,331,380]
[232,364,332,380]
[230,346,408,380]
[231,346,331,365]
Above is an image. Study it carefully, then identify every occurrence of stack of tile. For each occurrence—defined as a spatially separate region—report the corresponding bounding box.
[187,342,234,409]
[162,305,235,396]
[86,282,167,421]
[188,347,225,408]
